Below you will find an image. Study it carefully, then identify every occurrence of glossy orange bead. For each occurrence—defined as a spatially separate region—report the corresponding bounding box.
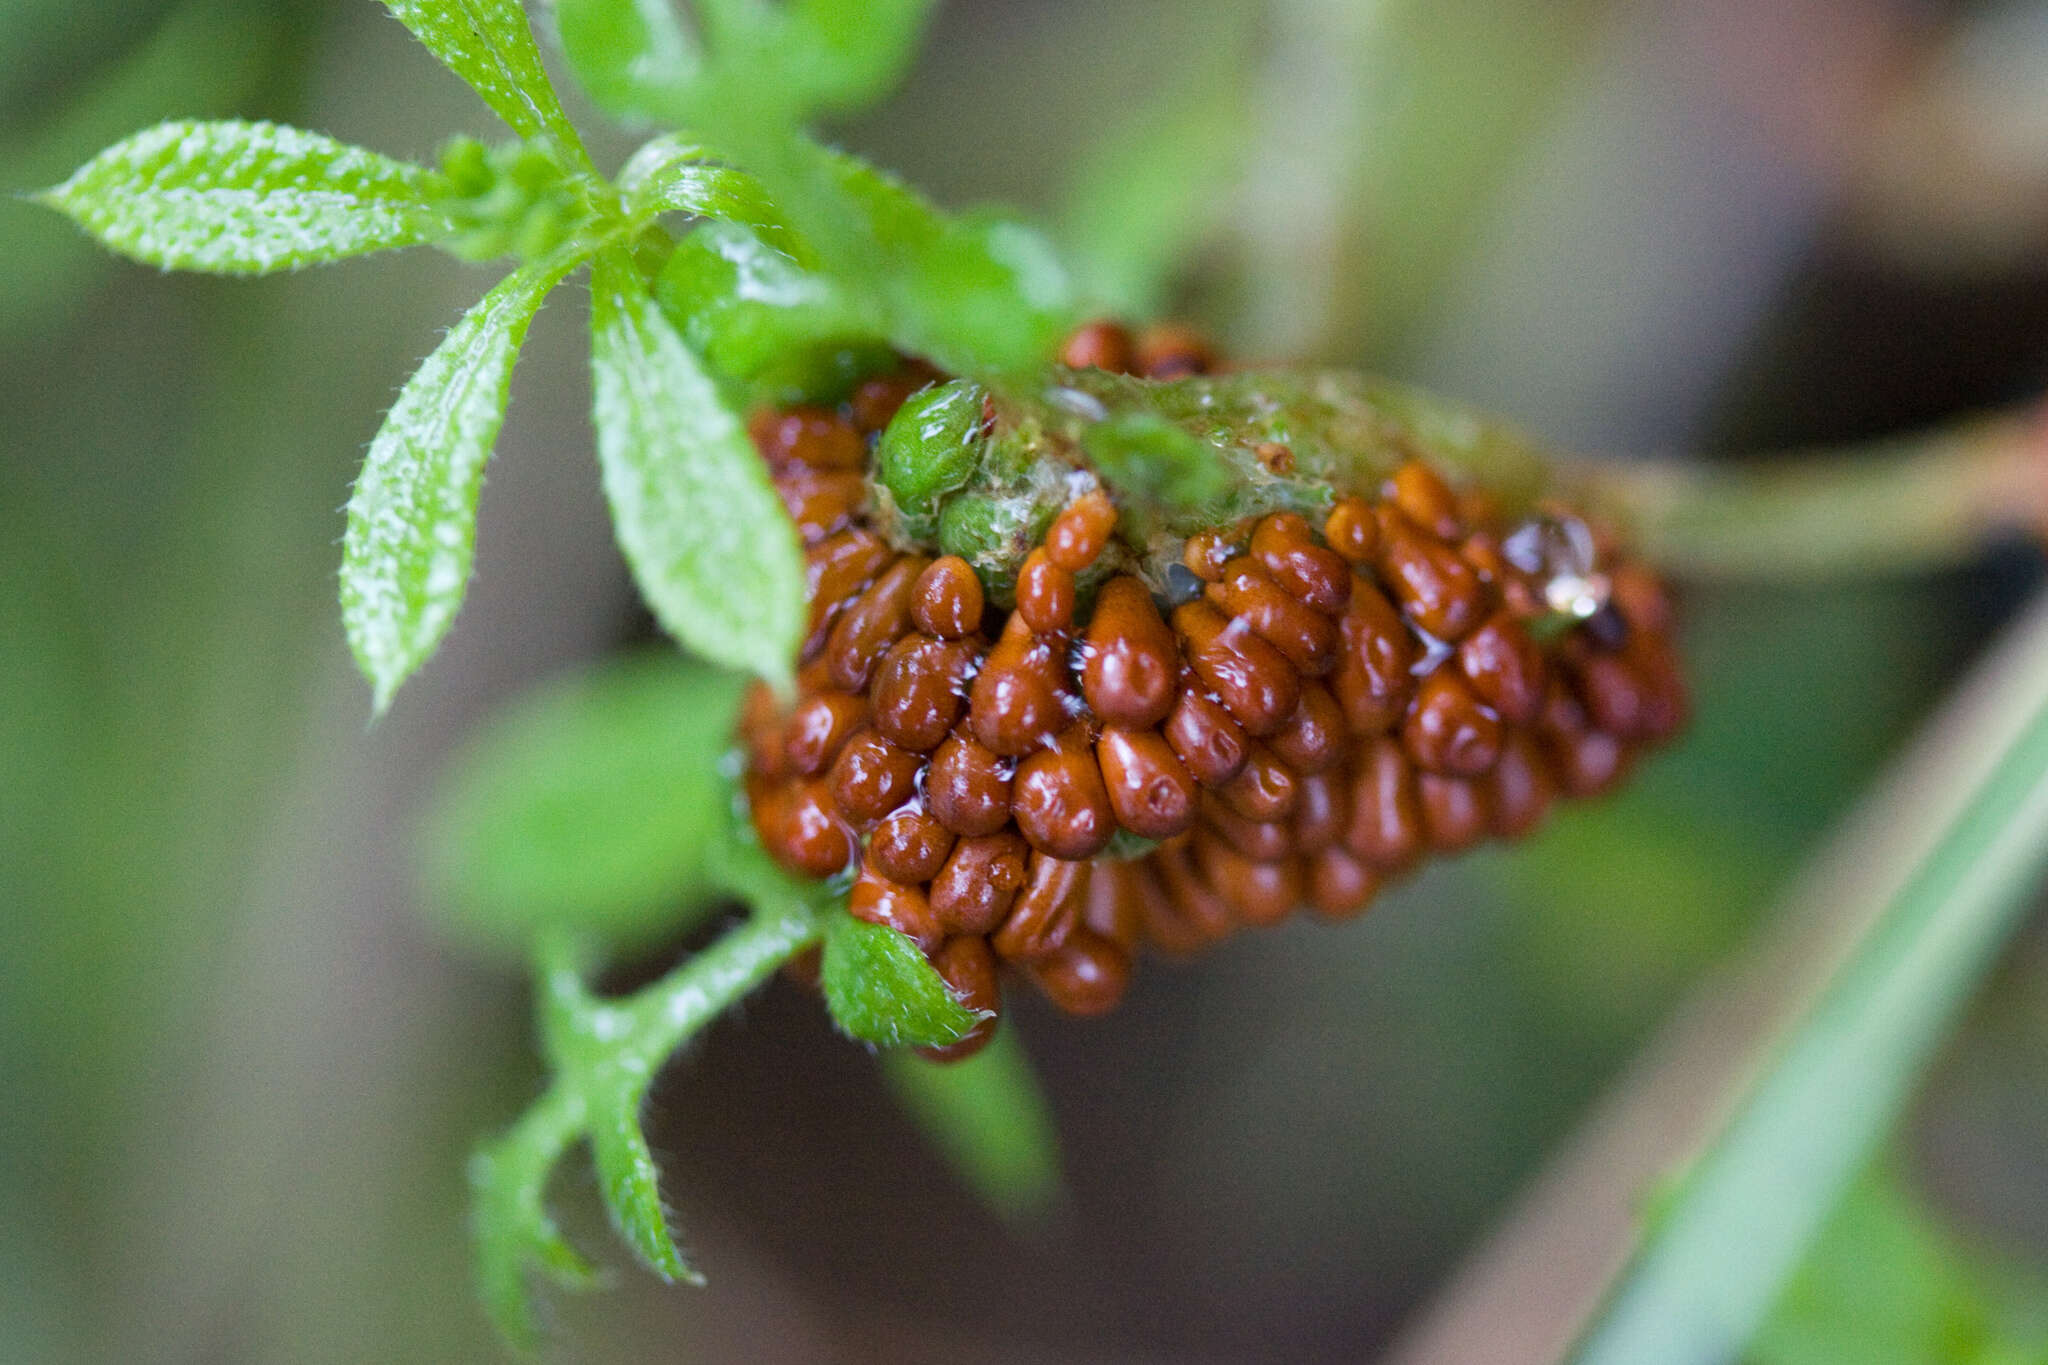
[929,831,1029,934]
[1080,576,1180,728]
[870,634,978,752]
[1046,490,1117,571]
[910,556,985,639]
[993,853,1089,962]
[1173,599,1300,737]
[1013,737,1117,860]
[1096,726,1199,839]
[925,732,1014,837]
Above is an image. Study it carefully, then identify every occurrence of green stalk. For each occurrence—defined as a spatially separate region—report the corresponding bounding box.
[1384,588,2048,1365]
[1567,406,2046,581]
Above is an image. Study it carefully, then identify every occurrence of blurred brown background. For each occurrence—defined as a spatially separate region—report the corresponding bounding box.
[4,0,2047,1361]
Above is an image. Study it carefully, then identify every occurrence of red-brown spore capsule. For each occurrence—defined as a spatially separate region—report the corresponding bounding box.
[1486,732,1553,839]
[1250,513,1352,615]
[803,530,893,656]
[969,615,1069,757]
[1331,580,1418,733]
[1538,685,1632,797]
[1059,320,1135,373]
[1306,846,1379,919]
[993,854,1089,962]
[1216,745,1299,822]
[1131,853,1218,955]
[849,364,939,435]
[1174,599,1300,737]
[1418,773,1490,852]
[1376,506,1486,641]
[782,691,868,776]
[1196,837,1302,927]
[1083,860,1143,952]
[925,732,1014,837]
[1270,682,1347,774]
[1097,727,1199,839]
[1572,649,1651,740]
[1152,839,1239,944]
[1403,668,1504,777]
[910,556,984,639]
[1459,612,1546,726]
[827,556,924,691]
[1345,737,1424,872]
[760,779,856,878]
[867,809,956,884]
[916,935,1000,1063]
[1016,548,1076,635]
[1206,557,1338,673]
[1324,497,1378,563]
[849,869,945,952]
[1013,736,1117,860]
[1047,491,1117,571]
[1292,768,1348,853]
[827,731,922,825]
[1028,930,1132,1015]
[1133,323,1215,379]
[1182,530,1237,582]
[775,466,867,543]
[1164,681,1250,786]
[751,406,864,471]
[870,634,978,752]
[1081,576,1180,729]
[1389,460,1463,540]
[1202,794,1295,860]
[929,831,1029,934]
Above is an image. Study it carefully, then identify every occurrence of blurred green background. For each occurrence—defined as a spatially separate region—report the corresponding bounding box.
[5,1,2048,1361]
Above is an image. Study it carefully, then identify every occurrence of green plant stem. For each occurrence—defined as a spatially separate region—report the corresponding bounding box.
[1565,405,2048,581]
[1384,587,2048,1365]
[472,829,824,1346]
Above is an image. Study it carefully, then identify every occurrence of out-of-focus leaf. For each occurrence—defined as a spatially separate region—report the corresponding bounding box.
[785,0,937,114]
[0,0,287,330]
[1753,1165,2048,1365]
[1570,592,2048,1365]
[654,220,892,404]
[588,245,805,690]
[584,1067,693,1281]
[381,0,587,161]
[880,1026,1063,1224]
[550,0,698,125]
[616,134,797,253]
[34,120,444,274]
[819,914,985,1049]
[420,654,750,956]
[1057,26,1254,317]
[341,251,578,713]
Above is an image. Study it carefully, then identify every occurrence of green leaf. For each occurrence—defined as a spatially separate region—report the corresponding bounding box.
[717,135,1078,380]
[880,1027,1064,1224]
[1753,1165,2048,1365]
[341,252,579,714]
[818,913,986,1049]
[786,0,937,114]
[551,0,698,125]
[1058,37,1253,317]
[381,0,588,162]
[584,1067,695,1282]
[588,246,805,691]
[616,134,796,251]
[34,119,445,274]
[654,220,892,405]
[420,653,750,956]
[469,1089,597,1350]
[1569,592,2048,1365]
